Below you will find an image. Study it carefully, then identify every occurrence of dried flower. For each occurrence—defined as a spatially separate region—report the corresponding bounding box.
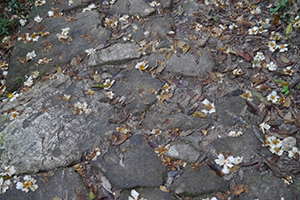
[277,44,288,52]
[202,99,216,114]
[0,178,11,194]
[259,122,270,134]
[267,91,279,103]
[288,147,300,158]
[266,61,277,71]
[85,48,96,56]
[16,175,38,193]
[283,67,294,76]
[34,15,43,23]
[82,3,96,12]
[268,41,277,52]
[47,11,54,17]
[227,130,243,137]
[135,61,148,72]
[248,26,259,35]
[240,90,252,101]
[19,19,27,27]
[26,51,36,61]
[35,0,46,6]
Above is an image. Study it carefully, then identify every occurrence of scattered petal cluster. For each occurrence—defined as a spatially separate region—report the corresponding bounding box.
[267,91,279,103]
[16,175,38,193]
[215,154,243,174]
[128,189,147,200]
[82,3,96,12]
[227,130,243,137]
[202,99,216,114]
[73,102,92,115]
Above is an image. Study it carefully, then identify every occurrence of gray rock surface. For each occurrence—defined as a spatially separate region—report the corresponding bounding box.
[164,49,215,77]
[7,7,110,92]
[170,165,229,195]
[164,141,204,163]
[109,0,155,17]
[92,134,166,189]
[0,167,88,200]
[2,0,300,199]
[88,43,141,66]
[0,73,115,173]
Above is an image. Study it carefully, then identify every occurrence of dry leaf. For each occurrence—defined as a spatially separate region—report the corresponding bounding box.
[165,51,173,60]
[283,96,291,108]
[274,106,284,118]
[93,74,101,83]
[18,57,25,64]
[192,111,206,118]
[280,55,290,63]
[181,44,190,53]
[159,185,170,193]
[219,35,231,41]
[110,132,128,145]
[284,111,292,121]
[237,51,251,61]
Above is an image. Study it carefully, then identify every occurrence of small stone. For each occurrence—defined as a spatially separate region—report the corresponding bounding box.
[164,141,202,163]
[281,137,297,151]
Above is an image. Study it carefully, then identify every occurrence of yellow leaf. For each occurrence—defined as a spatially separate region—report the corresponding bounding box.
[7,93,14,98]
[192,111,206,118]
[159,185,170,193]
[56,67,62,73]
[165,51,173,60]
[285,22,293,35]
[181,44,190,54]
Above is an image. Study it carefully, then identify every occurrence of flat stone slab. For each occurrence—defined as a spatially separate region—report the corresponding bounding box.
[109,0,155,17]
[91,134,166,189]
[234,168,294,200]
[0,73,115,174]
[7,7,110,92]
[88,43,141,67]
[112,68,163,115]
[164,48,215,77]
[170,165,229,196]
[0,167,88,200]
[119,188,175,200]
[164,141,205,163]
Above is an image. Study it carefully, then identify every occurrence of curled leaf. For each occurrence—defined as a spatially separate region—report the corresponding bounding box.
[192,111,206,118]
[245,99,260,115]
[165,51,173,60]
[237,52,251,61]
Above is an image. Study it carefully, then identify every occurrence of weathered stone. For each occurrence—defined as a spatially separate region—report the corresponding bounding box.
[215,96,247,128]
[164,141,204,163]
[281,137,297,151]
[142,87,214,130]
[164,49,215,77]
[234,168,294,200]
[7,9,110,92]
[170,165,229,196]
[109,0,155,17]
[91,134,166,189]
[0,167,88,200]
[88,43,141,67]
[119,188,175,200]
[0,73,115,174]
[112,68,163,115]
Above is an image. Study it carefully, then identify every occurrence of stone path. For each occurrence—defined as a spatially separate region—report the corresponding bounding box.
[1,0,300,200]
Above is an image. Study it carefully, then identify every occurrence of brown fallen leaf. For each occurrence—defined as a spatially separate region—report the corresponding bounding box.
[110,132,128,145]
[165,51,173,60]
[237,51,251,61]
[283,96,291,108]
[274,106,284,118]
